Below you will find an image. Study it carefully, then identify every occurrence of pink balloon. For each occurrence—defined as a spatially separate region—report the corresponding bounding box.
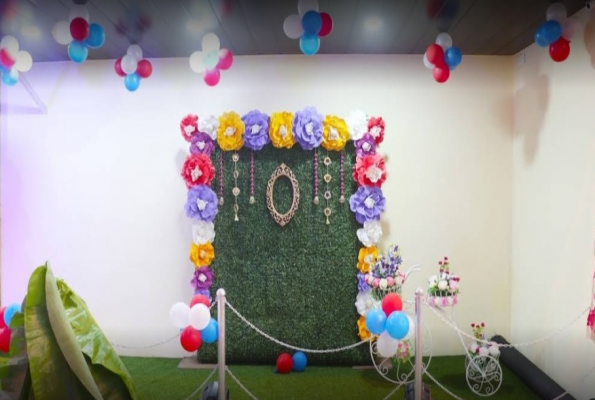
[114,58,126,77]
[0,48,15,68]
[318,12,333,37]
[203,68,220,86]
[217,49,233,70]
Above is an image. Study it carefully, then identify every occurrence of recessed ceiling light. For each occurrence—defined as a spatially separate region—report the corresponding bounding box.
[21,24,41,39]
[364,17,382,31]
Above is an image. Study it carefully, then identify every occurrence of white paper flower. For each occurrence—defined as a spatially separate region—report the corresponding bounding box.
[198,115,219,141]
[356,220,382,247]
[192,221,216,245]
[488,345,500,356]
[345,109,369,141]
[470,343,478,354]
[479,347,489,357]
[437,280,448,290]
[355,291,378,316]
[379,278,388,290]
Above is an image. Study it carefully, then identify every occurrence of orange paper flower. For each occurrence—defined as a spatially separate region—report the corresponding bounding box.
[353,154,387,188]
[322,115,349,151]
[190,242,215,267]
[357,246,378,273]
[181,153,215,188]
[357,316,371,341]
[217,112,245,151]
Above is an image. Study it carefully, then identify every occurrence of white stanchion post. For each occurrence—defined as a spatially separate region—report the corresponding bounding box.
[217,289,226,400]
[414,288,423,400]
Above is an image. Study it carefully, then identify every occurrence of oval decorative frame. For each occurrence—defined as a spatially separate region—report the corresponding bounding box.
[266,163,300,227]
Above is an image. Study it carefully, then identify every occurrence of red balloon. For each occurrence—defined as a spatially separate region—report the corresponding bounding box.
[426,44,445,67]
[382,293,403,316]
[549,38,570,62]
[217,49,233,71]
[114,58,126,77]
[276,353,293,374]
[0,307,6,329]
[70,17,90,41]
[190,294,210,308]
[136,59,153,78]
[180,326,202,352]
[0,327,10,353]
[433,65,450,83]
[0,48,15,68]
[318,12,333,37]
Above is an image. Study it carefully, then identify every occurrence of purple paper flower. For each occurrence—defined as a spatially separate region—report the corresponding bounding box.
[349,186,386,224]
[194,288,212,303]
[191,266,214,290]
[242,110,270,151]
[190,133,215,156]
[355,133,377,157]
[357,272,369,292]
[293,106,323,150]
[185,185,219,222]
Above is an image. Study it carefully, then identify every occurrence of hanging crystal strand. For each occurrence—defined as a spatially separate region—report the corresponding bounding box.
[323,151,332,225]
[339,150,345,203]
[249,150,255,205]
[313,149,319,205]
[218,150,224,206]
[232,153,240,221]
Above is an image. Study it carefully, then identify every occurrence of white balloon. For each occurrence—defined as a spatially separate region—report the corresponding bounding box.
[169,302,190,329]
[127,44,143,61]
[188,303,211,330]
[189,51,206,73]
[202,33,220,52]
[423,53,434,70]
[404,315,415,340]
[298,0,319,15]
[69,5,89,22]
[479,346,490,357]
[376,331,399,358]
[562,17,580,41]
[0,35,19,56]
[120,54,138,74]
[14,51,32,72]
[435,32,452,50]
[52,21,72,45]
[283,14,304,39]
[546,3,567,23]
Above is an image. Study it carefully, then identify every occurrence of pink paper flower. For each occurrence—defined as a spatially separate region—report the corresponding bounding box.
[180,114,198,142]
[353,154,387,188]
[181,153,215,188]
[367,116,385,145]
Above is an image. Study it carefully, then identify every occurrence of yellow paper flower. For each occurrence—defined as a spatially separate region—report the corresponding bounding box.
[190,242,215,267]
[322,115,349,151]
[357,316,371,341]
[269,112,295,149]
[217,112,245,151]
[357,246,378,273]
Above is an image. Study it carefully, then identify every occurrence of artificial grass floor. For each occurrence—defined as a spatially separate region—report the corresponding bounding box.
[122,356,541,400]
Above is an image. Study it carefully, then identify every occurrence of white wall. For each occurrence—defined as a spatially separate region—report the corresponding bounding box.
[512,8,595,399]
[1,54,513,358]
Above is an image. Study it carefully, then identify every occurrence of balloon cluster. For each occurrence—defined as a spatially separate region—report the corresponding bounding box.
[534,3,580,63]
[0,303,22,353]
[169,294,218,352]
[423,32,462,84]
[283,0,333,56]
[275,351,308,374]
[0,36,32,86]
[189,33,234,87]
[52,5,106,64]
[114,45,153,92]
[365,293,416,358]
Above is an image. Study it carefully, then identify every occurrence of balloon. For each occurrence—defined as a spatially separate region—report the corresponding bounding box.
[203,50,219,70]
[0,48,15,68]
[433,65,450,83]
[425,43,445,67]
[298,0,319,16]
[190,51,206,73]
[70,17,89,41]
[124,73,141,91]
[385,311,410,340]
[376,331,399,358]
[435,32,452,50]
[546,2,567,23]
[542,20,562,44]
[217,49,233,70]
[1,69,18,86]
[365,309,387,335]
[85,23,105,48]
[276,353,293,374]
[14,51,32,72]
[423,53,434,70]
[562,17,580,41]
[0,307,6,329]
[68,40,88,63]
[3,303,21,327]
[120,54,138,74]
[302,10,322,35]
[299,33,320,56]
[534,25,549,48]
[180,326,202,352]
[292,352,307,372]
[404,314,415,340]
[114,58,126,77]
[318,12,333,37]
[0,36,18,55]
[549,37,570,62]
[189,303,211,330]
[169,302,190,329]
[0,328,10,353]
[202,33,220,52]
[381,293,403,316]
[283,14,304,39]
[136,59,152,78]
[52,21,73,45]
[190,294,210,308]
[444,46,462,68]
[200,318,218,343]
[203,68,220,86]
[69,5,89,22]
[127,44,143,60]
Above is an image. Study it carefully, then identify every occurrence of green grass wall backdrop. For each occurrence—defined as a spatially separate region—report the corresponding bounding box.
[197,145,371,366]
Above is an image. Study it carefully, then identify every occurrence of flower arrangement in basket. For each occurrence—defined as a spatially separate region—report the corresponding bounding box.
[364,244,407,301]
[427,256,460,307]
[467,322,500,358]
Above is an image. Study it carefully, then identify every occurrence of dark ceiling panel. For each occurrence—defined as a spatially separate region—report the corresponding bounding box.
[237,0,277,54]
[208,0,257,55]
[447,0,502,49]
[391,1,433,54]
[362,0,417,54]
[265,0,303,54]
[320,0,359,54]
[347,0,388,54]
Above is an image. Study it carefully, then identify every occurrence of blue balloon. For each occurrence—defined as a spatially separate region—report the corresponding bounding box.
[444,46,462,69]
[85,23,106,49]
[1,69,18,86]
[200,319,218,344]
[365,309,387,335]
[68,40,88,63]
[542,20,562,44]
[292,352,307,372]
[4,303,21,327]
[302,10,322,35]
[385,311,409,340]
[124,72,141,92]
[534,25,549,48]
[299,33,320,56]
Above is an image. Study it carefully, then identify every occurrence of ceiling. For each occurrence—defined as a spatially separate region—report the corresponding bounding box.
[0,0,587,62]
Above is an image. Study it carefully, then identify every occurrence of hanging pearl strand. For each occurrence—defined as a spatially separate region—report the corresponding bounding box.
[249,150,255,204]
[313,149,319,205]
[339,150,345,203]
[218,150,224,206]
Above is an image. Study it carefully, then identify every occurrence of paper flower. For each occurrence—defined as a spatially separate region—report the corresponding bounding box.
[181,154,215,188]
[321,115,349,151]
[357,272,369,292]
[185,185,219,222]
[357,316,371,340]
[293,106,323,150]
[353,154,387,188]
[217,112,245,151]
[241,110,270,151]
[192,221,216,245]
[358,246,379,273]
[355,134,377,157]
[198,115,220,141]
[180,114,199,142]
[357,220,382,247]
[190,133,215,156]
[355,291,378,317]
[349,186,386,224]
[189,33,234,87]
[269,112,295,149]
[194,288,212,302]
[191,266,214,290]
[345,110,369,141]
[190,242,215,267]
[367,117,385,145]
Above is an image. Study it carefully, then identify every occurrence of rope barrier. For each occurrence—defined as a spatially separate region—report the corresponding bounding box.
[181,367,218,400]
